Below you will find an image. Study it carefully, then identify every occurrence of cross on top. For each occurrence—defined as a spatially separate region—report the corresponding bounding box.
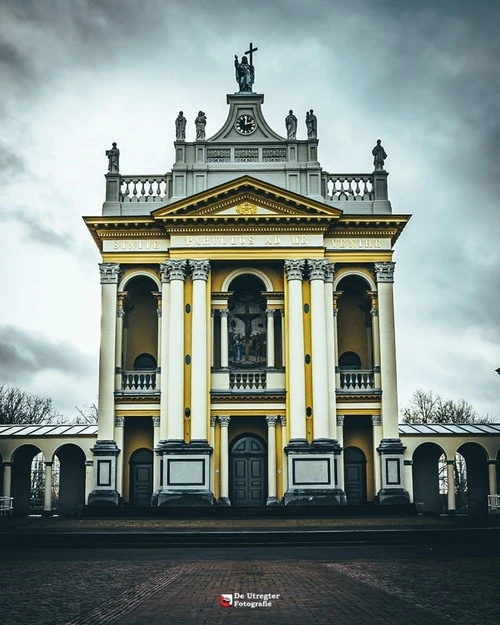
[245,42,258,66]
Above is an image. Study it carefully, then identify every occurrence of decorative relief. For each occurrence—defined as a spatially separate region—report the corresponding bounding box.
[336,415,344,426]
[159,262,170,283]
[262,148,286,162]
[374,262,395,283]
[235,148,259,162]
[323,262,335,283]
[166,259,188,281]
[219,416,231,427]
[210,416,217,427]
[190,259,210,281]
[265,416,278,427]
[371,415,382,426]
[284,259,306,281]
[114,416,125,427]
[152,417,160,427]
[235,202,257,215]
[207,148,230,162]
[280,416,287,427]
[99,263,120,284]
[308,259,328,281]
[265,309,275,318]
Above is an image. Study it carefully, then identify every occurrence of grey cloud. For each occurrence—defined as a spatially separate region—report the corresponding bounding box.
[0,208,76,252]
[0,326,92,383]
[0,140,26,176]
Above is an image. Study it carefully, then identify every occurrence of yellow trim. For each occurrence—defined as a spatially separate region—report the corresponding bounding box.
[338,408,381,416]
[209,409,285,417]
[102,253,168,264]
[302,280,313,443]
[169,249,324,260]
[326,252,393,262]
[115,409,160,416]
[184,277,193,442]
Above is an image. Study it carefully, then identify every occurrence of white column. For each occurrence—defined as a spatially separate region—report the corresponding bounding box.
[372,415,383,495]
[266,416,278,504]
[219,416,230,502]
[284,259,307,442]
[209,416,216,493]
[153,417,161,491]
[220,310,229,368]
[369,292,381,389]
[97,263,120,440]
[166,260,188,441]
[280,310,285,367]
[190,260,210,442]
[114,416,125,497]
[210,311,215,368]
[324,263,337,441]
[43,462,53,512]
[114,292,126,391]
[280,417,288,494]
[2,463,12,498]
[447,460,456,511]
[85,460,93,503]
[266,310,275,368]
[332,292,341,390]
[374,263,399,439]
[336,415,345,491]
[153,292,162,390]
[309,259,330,442]
[488,461,498,496]
[159,264,170,441]
[404,460,414,503]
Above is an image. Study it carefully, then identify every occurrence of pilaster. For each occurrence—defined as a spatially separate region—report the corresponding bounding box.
[218,416,231,506]
[266,416,279,506]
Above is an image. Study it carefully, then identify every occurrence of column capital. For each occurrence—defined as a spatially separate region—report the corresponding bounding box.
[280,416,287,427]
[190,259,210,281]
[219,416,231,427]
[152,416,160,427]
[371,415,382,426]
[265,309,275,318]
[284,259,306,281]
[336,415,345,426]
[114,416,125,427]
[165,259,188,281]
[219,309,230,318]
[374,262,395,283]
[308,259,328,281]
[324,262,335,283]
[266,416,278,427]
[159,262,170,283]
[210,416,217,427]
[99,262,120,284]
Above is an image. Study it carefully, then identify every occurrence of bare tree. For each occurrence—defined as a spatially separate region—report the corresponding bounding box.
[0,385,60,424]
[401,389,487,424]
[74,403,98,424]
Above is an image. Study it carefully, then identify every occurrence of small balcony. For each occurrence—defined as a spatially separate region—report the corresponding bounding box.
[120,370,158,394]
[338,369,375,392]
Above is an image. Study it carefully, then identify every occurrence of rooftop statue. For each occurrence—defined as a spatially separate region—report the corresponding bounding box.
[285,110,297,140]
[372,139,387,171]
[195,111,207,140]
[175,111,187,141]
[234,42,258,92]
[105,142,120,173]
[305,110,317,139]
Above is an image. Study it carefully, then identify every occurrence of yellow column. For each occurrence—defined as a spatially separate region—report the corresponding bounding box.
[159,263,170,442]
[324,263,337,440]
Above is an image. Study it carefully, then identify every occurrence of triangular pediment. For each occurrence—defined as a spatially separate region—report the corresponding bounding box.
[151,176,343,224]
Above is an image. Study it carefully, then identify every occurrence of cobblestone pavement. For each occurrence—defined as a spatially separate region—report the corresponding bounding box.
[2,546,499,625]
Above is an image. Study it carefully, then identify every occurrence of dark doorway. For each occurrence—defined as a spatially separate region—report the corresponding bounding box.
[230,435,267,506]
[129,448,153,506]
[344,446,367,505]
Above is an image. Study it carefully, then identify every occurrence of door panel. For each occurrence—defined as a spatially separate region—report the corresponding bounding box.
[230,436,266,506]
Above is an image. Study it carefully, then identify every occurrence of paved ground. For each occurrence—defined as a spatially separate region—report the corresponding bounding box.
[2,543,500,625]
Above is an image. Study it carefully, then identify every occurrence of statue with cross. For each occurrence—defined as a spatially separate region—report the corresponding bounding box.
[234,42,258,92]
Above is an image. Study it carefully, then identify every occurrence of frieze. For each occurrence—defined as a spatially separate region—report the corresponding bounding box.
[326,238,391,251]
[170,234,323,248]
[103,240,169,252]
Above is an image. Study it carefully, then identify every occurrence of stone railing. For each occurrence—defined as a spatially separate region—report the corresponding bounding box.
[229,371,267,391]
[119,175,171,203]
[324,174,374,202]
[339,369,375,391]
[122,370,157,392]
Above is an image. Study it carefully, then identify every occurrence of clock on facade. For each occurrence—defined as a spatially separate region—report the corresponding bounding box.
[235,114,257,135]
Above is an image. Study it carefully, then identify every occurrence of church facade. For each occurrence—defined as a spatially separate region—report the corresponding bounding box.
[1,52,499,513]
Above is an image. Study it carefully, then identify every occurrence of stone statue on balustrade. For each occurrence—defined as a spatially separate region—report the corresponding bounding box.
[195,111,207,140]
[234,55,255,92]
[285,110,297,140]
[175,111,187,140]
[105,142,120,173]
[372,139,387,171]
[306,109,317,139]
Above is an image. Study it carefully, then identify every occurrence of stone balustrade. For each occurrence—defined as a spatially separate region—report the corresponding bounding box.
[339,369,375,391]
[229,371,267,391]
[324,174,374,202]
[120,175,171,203]
[121,370,157,393]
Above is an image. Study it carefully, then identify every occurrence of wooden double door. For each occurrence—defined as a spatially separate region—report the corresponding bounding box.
[230,435,267,506]
[130,448,153,506]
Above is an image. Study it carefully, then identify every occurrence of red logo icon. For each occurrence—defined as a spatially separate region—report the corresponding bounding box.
[220,593,233,608]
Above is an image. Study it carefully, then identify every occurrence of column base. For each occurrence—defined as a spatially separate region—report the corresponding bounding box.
[377,488,410,505]
[216,497,231,507]
[266,496,280,507]
[283,488,347,506]
[87,489,121,507]
[150,489,162,506]
[158,490,214,507]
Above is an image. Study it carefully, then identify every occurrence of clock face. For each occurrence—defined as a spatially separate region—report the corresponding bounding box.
[235,114,257,135]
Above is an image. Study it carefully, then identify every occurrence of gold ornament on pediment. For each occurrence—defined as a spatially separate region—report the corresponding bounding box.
[235,202,258,215]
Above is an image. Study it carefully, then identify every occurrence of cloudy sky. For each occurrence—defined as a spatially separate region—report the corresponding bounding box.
[1,0,499,421]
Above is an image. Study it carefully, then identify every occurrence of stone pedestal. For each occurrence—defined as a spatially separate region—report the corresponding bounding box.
[376,438,410,504]
[88,440,121,506]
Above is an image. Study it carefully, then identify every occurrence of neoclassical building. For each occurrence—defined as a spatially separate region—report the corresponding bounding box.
[1,54,499,513]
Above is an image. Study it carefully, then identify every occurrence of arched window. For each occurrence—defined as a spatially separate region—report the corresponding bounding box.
[339,351,361,370]
[133,353,157,370]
